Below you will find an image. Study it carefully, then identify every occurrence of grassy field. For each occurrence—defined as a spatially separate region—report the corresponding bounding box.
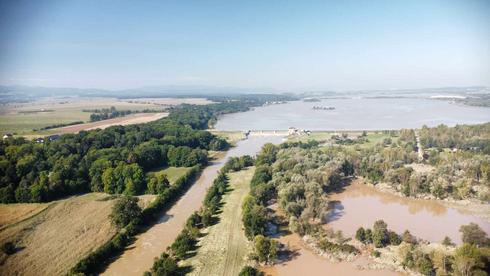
[0,202,49,230]
[0,193,155,276]
[183,167,255,276]
[0,193,118,276]
[0,97,211,136]
[288,131,395,148]
[147,166,192,184]
[208,130,245,145]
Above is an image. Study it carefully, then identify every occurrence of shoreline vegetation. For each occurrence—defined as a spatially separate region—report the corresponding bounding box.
[237,132,490,276]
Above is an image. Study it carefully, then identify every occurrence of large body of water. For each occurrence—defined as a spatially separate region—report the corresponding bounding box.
[215,98,490,131]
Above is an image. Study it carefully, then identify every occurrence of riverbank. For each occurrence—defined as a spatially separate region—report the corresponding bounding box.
[100,136,284,276]
[182,168,255,276]
[370,180,490,224]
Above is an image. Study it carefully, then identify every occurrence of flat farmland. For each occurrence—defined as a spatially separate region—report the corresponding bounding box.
[0,193,155,276]
[0,97,211,135]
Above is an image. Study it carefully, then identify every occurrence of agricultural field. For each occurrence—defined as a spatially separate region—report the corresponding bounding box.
[183,167,255,276]
[45,112,168,135]
[0,193,155,276]
[0,97,211,136]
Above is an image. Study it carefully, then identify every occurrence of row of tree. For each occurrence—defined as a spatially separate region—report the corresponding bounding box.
[419,123,490,153]
[147,155,257,274]
[355,220,490,276]
[71,165,202,274]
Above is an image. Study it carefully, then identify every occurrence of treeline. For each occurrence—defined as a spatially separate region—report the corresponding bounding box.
[146,156,255,275]
[333,126,490,201]
[419,123,490,153]
[167,94,297,129]
[34,120,84,131]
[70,165,202,274]
[86,106,166,122]
[356,221,490,276]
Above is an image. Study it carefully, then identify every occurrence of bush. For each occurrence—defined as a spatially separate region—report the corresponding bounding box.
[355,227,366,243]
[1,242,16,255]
[318,239,359,255]
[371,250,381,258]
[239,266,264,276]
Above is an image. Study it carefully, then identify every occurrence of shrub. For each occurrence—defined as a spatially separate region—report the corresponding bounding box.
[239,266,264,276]
[1,242,16,255]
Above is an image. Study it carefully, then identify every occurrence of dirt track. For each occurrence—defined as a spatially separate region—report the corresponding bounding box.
[52,112,168,134]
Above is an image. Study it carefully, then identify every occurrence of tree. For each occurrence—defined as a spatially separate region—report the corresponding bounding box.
[416,254,434,276]
[459,223,489,246]
[372,220,389,248]
[110,196,142,228]
[402,230,416,244]
[146,252,179,276]
[170,230,196,259]
[388,230,401,245]
[453,243,485,276]
[355,227,366,243]
[254,235,278,264]
[147,174,170,194]
[239,266,263,276]
[442,236,455,247]
[242,196,268,239]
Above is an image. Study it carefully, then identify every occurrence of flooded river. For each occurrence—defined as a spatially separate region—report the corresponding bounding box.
[327,180,490,244]
[101,136,284,276]
[215,98,490,131]
[262,233,402,276]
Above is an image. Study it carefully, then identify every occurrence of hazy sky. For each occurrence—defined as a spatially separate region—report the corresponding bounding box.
[0,0,489,91]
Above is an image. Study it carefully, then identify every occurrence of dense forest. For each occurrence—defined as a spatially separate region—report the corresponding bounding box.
[0,94,294,203]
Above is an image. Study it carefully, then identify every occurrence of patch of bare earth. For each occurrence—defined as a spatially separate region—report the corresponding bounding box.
[53,112,168,134]
[0,193,119,276]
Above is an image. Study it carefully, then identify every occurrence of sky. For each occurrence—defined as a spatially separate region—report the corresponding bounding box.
[0,0,489,91]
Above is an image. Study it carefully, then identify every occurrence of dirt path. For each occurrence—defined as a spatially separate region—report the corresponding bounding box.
[184,168,255,276]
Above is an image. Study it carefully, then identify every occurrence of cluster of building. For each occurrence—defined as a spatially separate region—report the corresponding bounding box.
[288,127,311,136]
[2,133,60,143]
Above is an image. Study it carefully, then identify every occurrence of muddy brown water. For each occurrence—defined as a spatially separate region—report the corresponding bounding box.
[326,180,490,244]
[101,136,284,276]
[261,232,402,276]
